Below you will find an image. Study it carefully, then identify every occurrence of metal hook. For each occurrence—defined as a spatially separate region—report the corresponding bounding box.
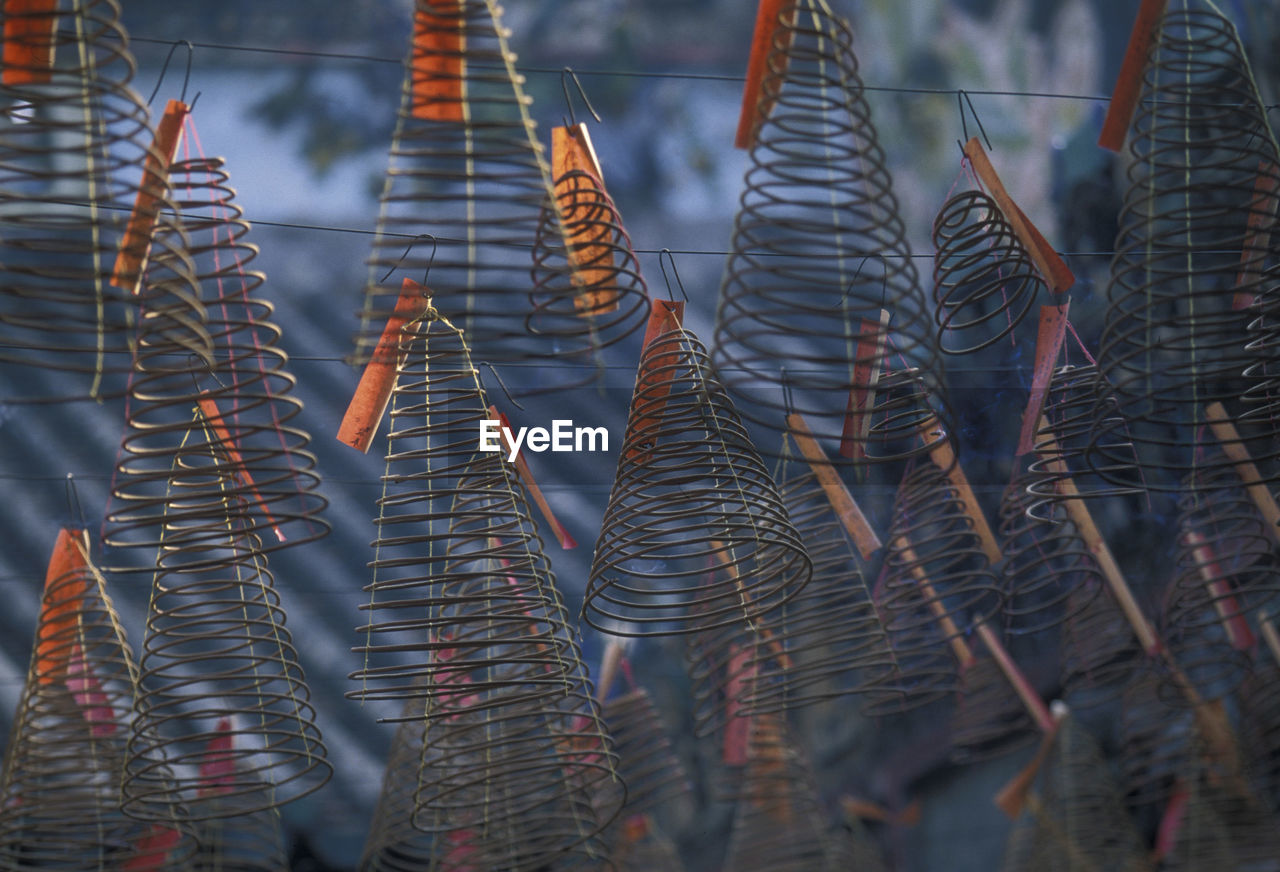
[380,233,438,285]
[658,249,689,303]
[64,473,87,530]
[479,362,525,411]
[148,40,194,107]
[780,367,795,417]
[834,254,889,309]
[188,353,228,394]
[956,89,992,151]
[561,67,602,129]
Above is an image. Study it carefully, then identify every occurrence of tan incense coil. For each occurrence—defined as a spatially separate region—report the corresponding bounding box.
[347,313,623,868]
[355,0,573,366]
[357,695,431,872]
[1026,364,1143,518]
[720,712,835,872]
[712,0,952,465]
[998,470,1105,635]
[949,650,1038,763]
[1058,582,1142,710]
[1095,3,1280,490]
[0,0,190,402]
[188,732,291,872]
[601,687,692,826]
[582,325,812,637]
[0,529,197,871]
[931,188,1046,355]
[161,155,330,551]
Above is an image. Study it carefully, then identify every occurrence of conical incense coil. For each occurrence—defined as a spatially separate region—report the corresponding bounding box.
[1117,671,1197,815]
[998,470,1104,635]
[931,188,1045,355]
[1159,462,1271,706]
[0,0,189,402]
[0,529,196,871]
[712,0,950,464]
[1059,582,1142,710]
[526,164,650,388]
[161,154,330,551]
[1239,660,1280,811]
[1026,364,1142,518]
[601,687,691,826]
[1095,3,1280,489]
[720,712,835,872]
[355,0,573,365]
[949,650,1037,763]
[583,326,811,637]
[358,696,431,872]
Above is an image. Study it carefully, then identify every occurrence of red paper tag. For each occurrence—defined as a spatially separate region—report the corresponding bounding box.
[1015,302,1070,456]
[411,0,465,122]
[735,0,796,149]
[197,394,285,543]
[1098,0,1170,152]
[2,0,57,86]
[840,310,890,461]
[626,300,685,463]
[722,644,754,766]
[37,528,88,686]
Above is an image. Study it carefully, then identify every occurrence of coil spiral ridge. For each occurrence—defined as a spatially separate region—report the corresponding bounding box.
[0,0,188,402]
[600,687,692,849]
[949,650,1038,763]
[712,0,951,464]
[160,155,330,551]
[0,529,197,871]
[355,0,574,366]
[526,165,650,387]
[346,313,623,867]
[998,471,1104,635]
[931,188,1046,355]
[1117,671,1198,815]
[1094,3,1280,489]
[188,752,291,872]
[583,326,812,637]
[1058,581,1142,710]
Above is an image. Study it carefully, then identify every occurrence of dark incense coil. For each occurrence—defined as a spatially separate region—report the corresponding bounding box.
[1058,582,1142,710]
[949,651,1038,764]
[358,695,431,872]
[0,529,197,870]
[159,155,330,551]
[0,0,185,402]
[998,470,1104,635]
[526,165,650,388]
[354,0,574,366]
[712,0,951,465]
[582,326,811,638]
[601,687,691,825]
[1025,364,1143,518]
[1094,4,1280,490]
[931,188,1045,355]
[189,768,291,872]
[1117,671,1197,815]
[1239,660,1280,810]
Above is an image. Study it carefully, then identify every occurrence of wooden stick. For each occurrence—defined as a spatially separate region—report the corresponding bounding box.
[1182,529,1256,651]
[708,541,792,669]
[552,123,618,315]
[840,309,890,461]
[1098,0,1169,151]
[37,528,89,686]
[1015,302,1070,457]
[735,0,795,149]
[892,534,976,668]
[975,623,1055,733]
[595,638,625,704]
[1203,401,1280,536]
[112,99,189,294]
[785,412,881,559]
[197,394,285,543]
[920,419,1002,565]
[489,406,577,550]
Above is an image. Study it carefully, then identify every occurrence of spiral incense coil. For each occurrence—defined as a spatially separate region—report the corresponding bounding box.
[1239,660,1280,811]
[1095,3,1280,490]
[712,0,951,465]
[876,460,1003,700]
[931,188,1045,355]
[720,712,835,872]
[359,695,431,872]
[949,651,1038,763]
[526,165,650,387]
[190,776,290,872]
[1026,364,1143,517]
[1058,582,1142,710]
[998,471,1104,635]
[1117,671,1197,815]
[827,815,888,872]
[0,0,190,403]
[157,155,330,551]
[607,819,685,872]
[0,529,197,871]
[355,0,573,366]
[601,687,692,826]
[582,326,811,637]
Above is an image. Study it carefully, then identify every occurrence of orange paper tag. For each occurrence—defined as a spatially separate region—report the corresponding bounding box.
[1015,302,1070,456]
[1098,0,1170,152]
[411,0,465,122]
[2,0,57,85]
[36,528,89,685]
[552,123,618,314]
[112,99,190,294]
[1183,530,1256,651]
[338,278,431,453]
[197,394,285,543]
[840,310,890,461]
[625,299,685,463]
[486,406,578,550]
[722,644,754,766]
[735,0,796,150]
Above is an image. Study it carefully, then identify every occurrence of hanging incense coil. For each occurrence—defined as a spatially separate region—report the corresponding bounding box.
[582,325,811,637]
[1058,582,1142,710]
[358,695,431,872]
[949,650,1038,763]
[931,188,1045,355]
[526,164,650,388]
[1026,364,1143,517]
[1117,671,1197,815]
[0,529,197,871]
[601,687,692,829]
[1158,783,1241,872]
[1095,4,1280,490]
[720,712,835,872]
[0,0,191,403]
[998,470,1105,635]
[160,155,330,551]
[712,0,951,465]
[355,0,572,366]
[189,750,291,872]
[827,815,888,872]
[347,312,623,867]
[1239,659,1280,811]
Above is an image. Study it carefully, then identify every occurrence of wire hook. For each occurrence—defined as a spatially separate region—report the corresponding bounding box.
[380,233,438,285]
[479,362,525,411]
[148,39,194,107]
[658,249,689,303]
[780,367,795,417]
[834,254,889,310]
[956,89,992,152]
[561,67,601,129]
[64,473,87,531]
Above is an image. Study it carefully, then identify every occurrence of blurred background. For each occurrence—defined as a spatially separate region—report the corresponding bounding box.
[1,0,1278,868]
